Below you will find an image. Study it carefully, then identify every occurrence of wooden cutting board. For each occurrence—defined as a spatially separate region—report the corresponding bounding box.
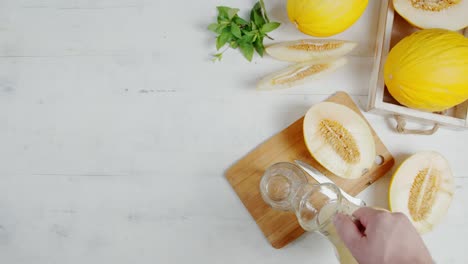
[225,91,394,249]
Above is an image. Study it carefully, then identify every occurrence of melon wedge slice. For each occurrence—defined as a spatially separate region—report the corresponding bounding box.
[257,58,347,90]
[393,0,468,30]
[303,102,376,179]
[389,151,455,233]
[266,39,357,62]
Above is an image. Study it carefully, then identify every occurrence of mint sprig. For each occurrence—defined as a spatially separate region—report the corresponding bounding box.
[208,0,280,62]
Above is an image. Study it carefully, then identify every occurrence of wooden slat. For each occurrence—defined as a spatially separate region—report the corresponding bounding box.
[226,91,395,249]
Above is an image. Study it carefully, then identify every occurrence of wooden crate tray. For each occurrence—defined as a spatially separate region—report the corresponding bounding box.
[226,91,395,249]
[367,0,468,134]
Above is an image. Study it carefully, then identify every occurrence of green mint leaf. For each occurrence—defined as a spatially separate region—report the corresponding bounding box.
[261,22,280,33]
[217,6,231,19]
[231,23,242,39]
[250,3,260,21]
[239,42,254,61]
[216,35,227,50]
[250,21,257,30]
[252,2,262,12]
[259,0,270,23]
[216,28,231,50]
[208,23,219,33]
[253,12,266,27]
[218,16,229,24]
[227,8,240,20]
[212,53,223,62]
[252,34,258,42]
[243,29,257,35]
[241,33,255,43]
[210,2,274,62]
[215,24,227,34]
[253,37,265,57]
[234,16,248,26]
[242,30,258,43]
[230,41,239,49]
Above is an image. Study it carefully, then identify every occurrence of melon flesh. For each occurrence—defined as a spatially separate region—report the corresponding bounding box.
[303,102,376,179]
[389,151,455,233]
[393,0,468,30]
[257,58,347,90]
[265,39,357,63]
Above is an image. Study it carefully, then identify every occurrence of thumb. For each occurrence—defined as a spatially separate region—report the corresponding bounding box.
[333,213,365,252]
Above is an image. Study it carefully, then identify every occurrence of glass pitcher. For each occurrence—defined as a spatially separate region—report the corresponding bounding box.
[260,162,360,264]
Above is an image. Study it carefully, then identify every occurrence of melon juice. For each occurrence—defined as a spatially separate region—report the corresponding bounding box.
[317,203,358,264]
[290,185,359,264]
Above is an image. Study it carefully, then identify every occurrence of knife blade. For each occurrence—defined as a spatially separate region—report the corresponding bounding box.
[294,160,366,207]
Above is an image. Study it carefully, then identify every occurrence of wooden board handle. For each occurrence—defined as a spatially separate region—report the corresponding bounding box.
[394,115,439,135]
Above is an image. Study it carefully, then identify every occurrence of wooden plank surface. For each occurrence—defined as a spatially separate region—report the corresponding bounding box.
[2,0,468,263]
[226,91,395,248]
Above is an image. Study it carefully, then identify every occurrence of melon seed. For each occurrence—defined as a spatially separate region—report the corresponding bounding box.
[319,119,360,164]
[289,41,344,51]
[273,64,329,85]
[410,0,461,11]
[408,168,439,221]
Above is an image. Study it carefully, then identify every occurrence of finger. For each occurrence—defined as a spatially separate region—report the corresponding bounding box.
[352,207,384,228]
[333,213,364,250]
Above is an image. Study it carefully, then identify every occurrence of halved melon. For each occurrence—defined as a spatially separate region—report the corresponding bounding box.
[389,151,455,233]
[257,58,347,90]
[393,0,468,30]
[303,102,376,179]
[265,39,357,63]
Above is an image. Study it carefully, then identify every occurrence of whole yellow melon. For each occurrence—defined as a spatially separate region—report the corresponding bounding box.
[384,29,468,112]
[287,0,369,37]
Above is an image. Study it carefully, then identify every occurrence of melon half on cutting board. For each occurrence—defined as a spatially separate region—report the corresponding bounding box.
[303,102,376,180]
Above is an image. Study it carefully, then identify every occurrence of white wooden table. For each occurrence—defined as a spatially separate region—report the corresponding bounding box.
[0,0,466,263]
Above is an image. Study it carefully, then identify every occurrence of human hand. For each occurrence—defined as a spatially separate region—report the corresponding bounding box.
[333,207,433,264]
